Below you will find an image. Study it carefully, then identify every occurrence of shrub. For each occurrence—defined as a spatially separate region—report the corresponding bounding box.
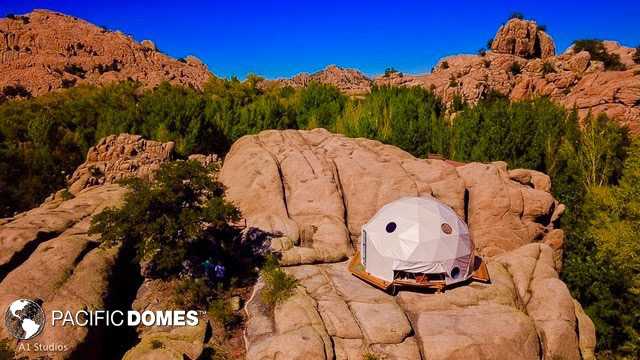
[510,62,522,75]
[89,160,241,276]
[486,38,494,49]
[573,39,626,71]
[478,48,486,57]
[542,61,556,75]
[363,353,381,360]
[208,298,242,331]
[60,189,75,200]
[564,139,639,356]
[1,84,31,98]
[0,339,15,360]
[61,78,77,88]
[95,60,121,74]
[538,24,547,32]
[260,255,297,306]
[451,94,466,112]
[633,45,640,64]
[448,78,458,87]
[150,340,164,349]
[483,59,491,68]
[509,12,524,20]
[175,277,216,308]
[64,64,86,78]
[441,60,449,69]
[384,67,401,77]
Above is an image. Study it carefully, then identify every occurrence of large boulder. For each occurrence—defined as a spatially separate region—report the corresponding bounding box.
[220,129,562,263]
[67,134,175,194]
[491,18,556,59]
[0,184,127,358]
[243,244,594,360]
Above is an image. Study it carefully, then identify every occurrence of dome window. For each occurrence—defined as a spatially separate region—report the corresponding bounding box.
[385,222,397,233]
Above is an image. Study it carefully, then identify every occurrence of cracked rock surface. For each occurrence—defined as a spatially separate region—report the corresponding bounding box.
[222,129,595,359]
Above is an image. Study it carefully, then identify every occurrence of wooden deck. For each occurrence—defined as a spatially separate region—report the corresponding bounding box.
[348,252,392,290]
[348,252,491,293]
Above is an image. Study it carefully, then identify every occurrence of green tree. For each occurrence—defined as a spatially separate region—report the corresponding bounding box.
[295,82,346,130]
[89,160,240,276]
[564,140,640,356]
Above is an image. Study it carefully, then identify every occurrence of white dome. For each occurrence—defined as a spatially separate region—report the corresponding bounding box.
[361,196,475,284]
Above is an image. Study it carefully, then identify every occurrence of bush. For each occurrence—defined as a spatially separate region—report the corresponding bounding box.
[0,339,15,360]
[150,340,164,349]
[64,64,86,78]
[564,140,639,356]
[383,67,401,77]
[633,45,640,64]
[208,298,242,331]
[510,62,522,75]
[486,38,494,49]
[175,277,217,308]
[89,160,241,276]
[60,188,75,200]
[542,61,556,75]
[509,12,524,20]
[260,255,298,307]
[95,60,121,74]
[440,60,449,69]
[573,39,626,71]
[537,24,547,32]
[1,84,31,98]
[478,48,486,57]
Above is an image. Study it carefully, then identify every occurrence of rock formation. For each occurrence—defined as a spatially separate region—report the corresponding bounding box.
[219,129,595,359]
[490,18,555,59]
[271,20,640,134]
[66,134,175,194]
[265,65,372,96]
[376,38,640,133]
[0,130,596,359]
[0,10,212,98]
[0,134,205,359]
[220,129,564,262]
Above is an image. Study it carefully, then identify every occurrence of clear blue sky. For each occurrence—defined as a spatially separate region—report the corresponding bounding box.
[2,1,639,79]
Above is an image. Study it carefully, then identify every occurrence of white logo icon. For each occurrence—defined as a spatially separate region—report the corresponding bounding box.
[4,299,45,340]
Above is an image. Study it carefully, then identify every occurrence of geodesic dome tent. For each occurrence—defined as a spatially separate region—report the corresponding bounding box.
[359,196,476,287]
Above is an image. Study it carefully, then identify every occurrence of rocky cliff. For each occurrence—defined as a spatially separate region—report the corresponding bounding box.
[0,10,212,98]
[220,129,595,360]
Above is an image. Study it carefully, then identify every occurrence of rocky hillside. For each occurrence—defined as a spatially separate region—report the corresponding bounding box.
[0,130,595,359]
[221,129,593,359]
[0,10,212,98]
[276,19,640,134]
[267,65,372,96]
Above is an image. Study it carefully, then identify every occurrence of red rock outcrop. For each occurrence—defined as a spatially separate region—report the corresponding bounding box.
[491,18,555,59]
[223,130,595,359]
[0,10,212,97]
[67,134,175,194]
[0,134,180,359]
[220,129,564,264]
[373,39,640,133]
[266,65,372,96]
